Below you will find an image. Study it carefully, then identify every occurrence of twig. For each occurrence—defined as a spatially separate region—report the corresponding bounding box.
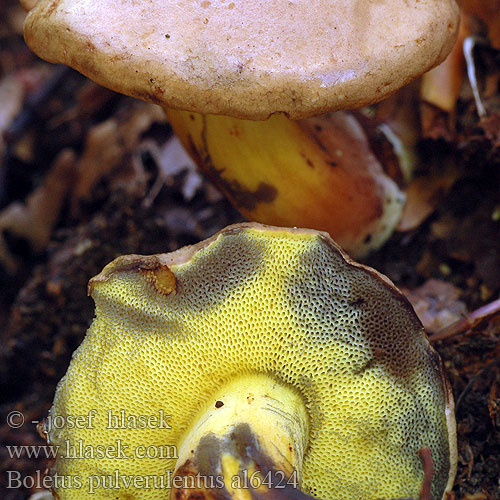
[463,36,488,119]
[429,297,500,342]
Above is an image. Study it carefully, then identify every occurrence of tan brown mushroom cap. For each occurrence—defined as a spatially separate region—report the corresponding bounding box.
[24,0,459,119]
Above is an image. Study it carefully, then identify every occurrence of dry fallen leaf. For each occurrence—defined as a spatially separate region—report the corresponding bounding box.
[397,163,460,232]
[0,149,76,273]
[72,102,165,210]
[72,119,123,206]
[403,279,468,334]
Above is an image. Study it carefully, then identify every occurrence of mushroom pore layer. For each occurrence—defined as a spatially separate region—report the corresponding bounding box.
[46,224,456,500]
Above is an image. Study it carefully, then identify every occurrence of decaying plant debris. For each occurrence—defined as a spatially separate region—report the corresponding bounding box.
[0,0,499,499]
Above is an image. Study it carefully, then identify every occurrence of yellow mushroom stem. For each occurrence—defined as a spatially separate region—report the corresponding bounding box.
[166,109,406,258]
[171,374,309,500]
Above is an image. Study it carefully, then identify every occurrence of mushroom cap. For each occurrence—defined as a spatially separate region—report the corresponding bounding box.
[24,0,459,119]
[46,223,456,500]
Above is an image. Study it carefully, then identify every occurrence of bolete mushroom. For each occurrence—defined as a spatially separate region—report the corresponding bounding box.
[22,1,460,257]
[41,223,457,500]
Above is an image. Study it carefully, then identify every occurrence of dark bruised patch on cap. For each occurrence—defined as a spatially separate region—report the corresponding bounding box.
[172,229,266,313]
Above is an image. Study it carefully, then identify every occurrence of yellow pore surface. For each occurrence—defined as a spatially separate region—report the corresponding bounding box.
[48,225,452,500]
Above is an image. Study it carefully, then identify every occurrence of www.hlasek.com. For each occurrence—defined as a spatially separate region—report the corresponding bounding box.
[6,439,179,460]
[7,469,300,493]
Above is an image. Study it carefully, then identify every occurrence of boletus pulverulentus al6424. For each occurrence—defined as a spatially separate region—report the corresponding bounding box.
[40,223,457,500]
[22,1,459,257]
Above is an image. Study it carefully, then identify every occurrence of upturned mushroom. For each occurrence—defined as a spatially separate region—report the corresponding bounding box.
[22,1,460,257]
[41,223,457,500]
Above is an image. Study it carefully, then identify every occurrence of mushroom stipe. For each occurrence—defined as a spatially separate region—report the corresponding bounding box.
[41,223,457,500]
